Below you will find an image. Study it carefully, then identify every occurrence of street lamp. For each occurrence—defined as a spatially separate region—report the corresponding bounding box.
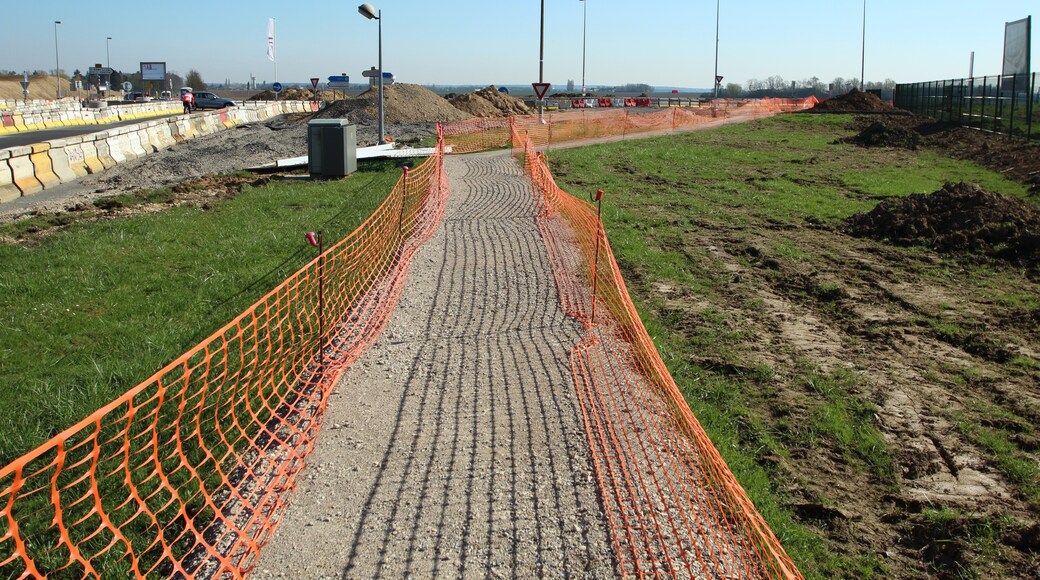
[54,21,62,99]
[358,3,384,144]
[713,0,720,100]
[860,0,866,90]
[106,36,112,67]
[580,0,587,96]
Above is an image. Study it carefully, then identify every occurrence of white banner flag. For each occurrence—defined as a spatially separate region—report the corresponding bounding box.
[267,18,276,62]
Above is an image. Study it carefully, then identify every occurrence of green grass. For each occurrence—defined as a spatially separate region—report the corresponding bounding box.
[0,159,412,466]
[546,113,1035,576]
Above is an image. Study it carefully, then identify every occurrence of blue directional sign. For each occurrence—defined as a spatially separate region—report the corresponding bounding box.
[272,82,283,93]
[328,75,349,83]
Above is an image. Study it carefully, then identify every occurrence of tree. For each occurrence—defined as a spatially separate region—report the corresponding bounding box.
[724,83,743,98]
[185,69,206,91]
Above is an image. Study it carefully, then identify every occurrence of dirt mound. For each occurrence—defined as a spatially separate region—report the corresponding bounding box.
[813,88,893,113]
[448,93,502,117]
[448,86,533,118]
[844,182,1040,268]
[315,83,472,124]
[841,121,920,149]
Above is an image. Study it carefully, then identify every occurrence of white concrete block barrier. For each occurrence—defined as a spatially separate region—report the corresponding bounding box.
[1,102,317,201]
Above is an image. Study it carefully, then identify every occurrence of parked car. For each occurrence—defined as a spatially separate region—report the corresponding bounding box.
[191,91,237,109]
[123,92,153,102]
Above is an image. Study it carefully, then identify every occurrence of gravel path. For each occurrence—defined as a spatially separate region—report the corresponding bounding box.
[251,151,615,578]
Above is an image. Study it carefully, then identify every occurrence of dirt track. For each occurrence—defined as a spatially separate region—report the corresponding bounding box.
[251,152,616,578]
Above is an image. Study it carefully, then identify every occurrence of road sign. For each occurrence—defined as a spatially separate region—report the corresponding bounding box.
[310,77,320,90]
[328,75,349,83]
[122,81,133,92]
[272,82,283,93]
[532,82,550,100]
[361,69,379,78]
[88,66,113,76]
[715,75,724,85]
[19,81,29,90]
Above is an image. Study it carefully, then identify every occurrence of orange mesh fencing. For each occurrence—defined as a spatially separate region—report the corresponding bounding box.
[513,126,803,577]
[0,138,448,578]
[443,98,817,154]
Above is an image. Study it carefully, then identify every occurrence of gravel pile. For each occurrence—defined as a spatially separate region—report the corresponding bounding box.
[448,85,532,117]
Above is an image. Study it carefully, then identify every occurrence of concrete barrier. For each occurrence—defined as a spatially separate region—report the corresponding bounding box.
[1,101,320,202]
[0,150,19,202]
[47,140,78,182]
[8,146,42,195]
[30,144,61,189]
[94,134,116,169]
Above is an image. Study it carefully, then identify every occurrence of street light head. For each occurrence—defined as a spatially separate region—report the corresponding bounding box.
[358,3,378,19]
[55,20,61,25]
[107,36,112,40]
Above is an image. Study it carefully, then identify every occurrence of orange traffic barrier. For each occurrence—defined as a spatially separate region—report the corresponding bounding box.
[516,128,802,578]
[0,137,448,578]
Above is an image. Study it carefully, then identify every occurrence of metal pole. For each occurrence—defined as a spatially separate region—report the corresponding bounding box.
[860,0,866,90]
[106,37,112,67]
[969,51,974,79]
[318,231,325,371]
[713,0,720,99]
[581,0,587,96]
[54,21,61,99]
[378,9,384,143]
[539,0,545,121]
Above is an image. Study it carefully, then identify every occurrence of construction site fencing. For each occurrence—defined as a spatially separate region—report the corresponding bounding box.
[442,97,819,154]
[515,121,801,577]
[0,137,448,578]
[895,74,1039,141]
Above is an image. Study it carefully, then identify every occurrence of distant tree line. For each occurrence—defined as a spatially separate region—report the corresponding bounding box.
[716,76,897,99]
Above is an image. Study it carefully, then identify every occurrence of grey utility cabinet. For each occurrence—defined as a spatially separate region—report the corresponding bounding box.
[307,119,357,177]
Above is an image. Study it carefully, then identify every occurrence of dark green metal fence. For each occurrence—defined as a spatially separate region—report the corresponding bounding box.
[894,73,1038,141]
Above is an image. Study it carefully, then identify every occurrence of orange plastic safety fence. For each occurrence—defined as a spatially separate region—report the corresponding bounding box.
[442,99,817,156]
[0,138,448,579]
[515,129,803,578]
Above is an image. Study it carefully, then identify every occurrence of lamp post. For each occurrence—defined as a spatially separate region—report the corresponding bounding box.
[54,21,62,99]
[358,3,384,144]
[106,36,112,67]
[860,0,866,90]
[580,0,587,96]
[539,0,545,121]
[713,0,720,100]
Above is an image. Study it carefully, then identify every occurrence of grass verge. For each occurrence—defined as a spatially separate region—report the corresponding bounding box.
[0,159,412,466]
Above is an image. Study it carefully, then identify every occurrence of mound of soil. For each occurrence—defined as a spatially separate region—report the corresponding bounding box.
[840,121,920,149]
[315,83,472,124]
[844,182,1040,268]
[448,86,533,118]
[448,93,502,117]
[813,88,894,113]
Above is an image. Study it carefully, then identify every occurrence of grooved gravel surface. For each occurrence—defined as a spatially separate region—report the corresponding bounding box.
[252,151,615,578]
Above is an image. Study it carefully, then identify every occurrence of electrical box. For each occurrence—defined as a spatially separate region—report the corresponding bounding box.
[307,120,357,177]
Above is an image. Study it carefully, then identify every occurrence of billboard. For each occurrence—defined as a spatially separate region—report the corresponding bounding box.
[1002,17,1031,76]
[140,62,167,81]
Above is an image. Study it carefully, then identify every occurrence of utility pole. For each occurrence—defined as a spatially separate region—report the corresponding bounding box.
[539,0,545,121]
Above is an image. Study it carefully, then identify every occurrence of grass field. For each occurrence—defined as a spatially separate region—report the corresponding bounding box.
[0,159,411,467]
[547,113,1039,578]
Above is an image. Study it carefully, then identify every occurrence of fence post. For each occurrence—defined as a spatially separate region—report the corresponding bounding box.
[1009,74,1018,138]
[591,189,604,325]
[318,231,325,371]
[968,77,975,128]
[399,166,410,235]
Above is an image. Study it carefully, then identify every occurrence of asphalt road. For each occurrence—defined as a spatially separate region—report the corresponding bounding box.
[0,112,179,150]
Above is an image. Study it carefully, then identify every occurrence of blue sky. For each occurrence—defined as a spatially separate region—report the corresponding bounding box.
[1,1,1034,89]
